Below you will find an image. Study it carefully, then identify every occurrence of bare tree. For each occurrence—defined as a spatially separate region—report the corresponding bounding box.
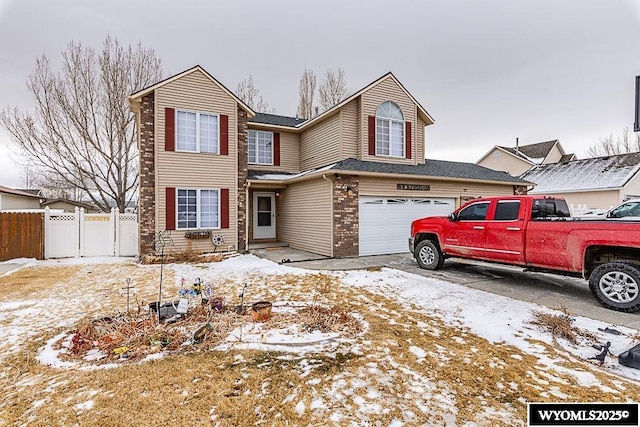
[297,68,316,119]
[318,68,350,111]
[236,75,274,113]
[0,36,163,212]
[587,127,640,157]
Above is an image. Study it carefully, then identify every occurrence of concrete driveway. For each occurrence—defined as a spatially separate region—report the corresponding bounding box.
[251,247,640,330]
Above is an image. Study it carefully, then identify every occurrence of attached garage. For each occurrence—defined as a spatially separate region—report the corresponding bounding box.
[359,196,455,256]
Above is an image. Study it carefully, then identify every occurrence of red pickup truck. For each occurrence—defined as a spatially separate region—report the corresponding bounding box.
[409,195,640,312]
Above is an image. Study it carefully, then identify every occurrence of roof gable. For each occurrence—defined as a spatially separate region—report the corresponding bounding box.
[129,65,255,117]
[298,72,435,130]
[521,152,640,193]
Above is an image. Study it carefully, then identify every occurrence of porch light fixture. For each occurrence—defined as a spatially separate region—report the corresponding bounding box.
[346,185,354,194]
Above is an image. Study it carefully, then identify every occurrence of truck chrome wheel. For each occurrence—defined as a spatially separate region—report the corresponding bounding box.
[589,262,640,312]
[419,246,435,266]
[599,271,639,303]
[414,240,444,270]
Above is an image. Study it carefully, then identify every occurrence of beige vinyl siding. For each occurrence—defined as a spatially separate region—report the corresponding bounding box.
[623,172,640,199]
[0,194,40,210]
[359,176,516,208]
[555,190,621,211]
[300,113,341,170]
[543,145,563,164]
[247,130,300,173]
[478,150,532,176]
[155,69,239,252]
[361,76,417,165]
[340,99,359,160]
[416,116,425,163]
[276,178,333,256]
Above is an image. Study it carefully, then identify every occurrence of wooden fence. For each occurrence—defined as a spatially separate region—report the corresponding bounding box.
[0,212,44,261]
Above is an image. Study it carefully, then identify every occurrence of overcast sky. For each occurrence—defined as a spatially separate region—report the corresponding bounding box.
[1,0,639,188]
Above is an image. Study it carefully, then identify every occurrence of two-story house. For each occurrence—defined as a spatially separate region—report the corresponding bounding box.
[129,66,530,259]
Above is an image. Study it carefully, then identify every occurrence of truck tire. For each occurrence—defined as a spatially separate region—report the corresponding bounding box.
[588,262,640,312]
[415,240,444,270]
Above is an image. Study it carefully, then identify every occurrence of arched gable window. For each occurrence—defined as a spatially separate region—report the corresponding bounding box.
[376,101,404,157]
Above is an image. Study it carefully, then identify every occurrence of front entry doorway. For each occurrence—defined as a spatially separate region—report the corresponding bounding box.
[253,192,276,239]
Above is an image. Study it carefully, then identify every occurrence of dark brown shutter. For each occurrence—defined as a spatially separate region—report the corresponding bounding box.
[368,115,376,155]
[166,187,176,230]
[165,108,175,152]
[220,114,229,155]
[220,188,229,229]
[405,122,412,160]
[273,132,280,166]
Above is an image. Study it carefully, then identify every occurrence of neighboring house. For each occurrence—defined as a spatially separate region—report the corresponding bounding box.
[520,152,640,210]
[477,139,576,177]
[0,185,42,211]
[41,198,101,213]
[128,65,530,258]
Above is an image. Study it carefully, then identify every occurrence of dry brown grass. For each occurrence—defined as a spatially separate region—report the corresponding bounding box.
[0,263,639,426]
[531,310,581,344]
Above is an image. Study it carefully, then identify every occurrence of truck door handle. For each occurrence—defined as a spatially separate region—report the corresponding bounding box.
[506,227,521,231]
[473,226,484,230]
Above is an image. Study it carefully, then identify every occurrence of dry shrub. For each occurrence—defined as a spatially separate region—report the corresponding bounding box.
[531,310,580,344]
[298,305,363,336]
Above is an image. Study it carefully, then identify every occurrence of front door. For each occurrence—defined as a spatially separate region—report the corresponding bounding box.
[253,192,276,239]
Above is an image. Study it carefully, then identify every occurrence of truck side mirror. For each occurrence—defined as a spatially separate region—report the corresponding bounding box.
[448,213,457,221]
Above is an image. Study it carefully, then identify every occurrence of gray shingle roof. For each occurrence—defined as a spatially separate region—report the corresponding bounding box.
[250,113,306,127]
[332,159,531,184]
[248,159,530,185]
[521,152,640,193]
[0,185,42,199]
[500,140,558,162]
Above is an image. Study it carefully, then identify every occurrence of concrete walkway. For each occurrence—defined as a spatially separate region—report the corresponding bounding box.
[250,248,640,330]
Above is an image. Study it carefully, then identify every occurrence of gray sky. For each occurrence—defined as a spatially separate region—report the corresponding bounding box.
[1,0,639,188]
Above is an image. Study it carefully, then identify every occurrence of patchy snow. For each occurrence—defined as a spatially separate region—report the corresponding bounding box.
[1,254,639,425]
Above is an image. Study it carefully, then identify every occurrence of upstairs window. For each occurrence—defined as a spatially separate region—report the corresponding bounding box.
[376,101,404,157]
[176,110,219,153]
[248,130,273,165]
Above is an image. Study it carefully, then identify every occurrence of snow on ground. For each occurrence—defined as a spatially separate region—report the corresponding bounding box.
[0,254,638,425]
[340,267,640,383]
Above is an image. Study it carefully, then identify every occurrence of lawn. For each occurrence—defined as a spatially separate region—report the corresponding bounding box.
[0,255,638,426]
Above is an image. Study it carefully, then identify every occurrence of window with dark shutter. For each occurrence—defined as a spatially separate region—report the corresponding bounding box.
[405,122,412,159]
[368,115,376,155]
[274,133,280,166]
[221,188,229,229]
[166,187,176,230]
[220,114,229,155]
[165,108,175,152]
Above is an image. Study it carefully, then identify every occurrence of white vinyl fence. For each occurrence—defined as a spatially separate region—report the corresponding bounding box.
[44,207,138,259]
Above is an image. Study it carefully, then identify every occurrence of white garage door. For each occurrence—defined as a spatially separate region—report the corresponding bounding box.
[359,196,456,256]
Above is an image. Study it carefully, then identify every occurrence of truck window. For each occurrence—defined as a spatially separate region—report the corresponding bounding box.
[531,199,570,219]
[494,200,521,221]
[458,202,490,220]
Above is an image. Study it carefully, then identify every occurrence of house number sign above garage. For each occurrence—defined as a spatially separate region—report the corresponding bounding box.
[397,184,431,191]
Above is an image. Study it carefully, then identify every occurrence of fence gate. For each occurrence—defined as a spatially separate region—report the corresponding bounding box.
[45,207,138,259]
[0,212,44,261]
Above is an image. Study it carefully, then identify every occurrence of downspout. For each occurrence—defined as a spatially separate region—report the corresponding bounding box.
[322,174,334,258]
[245,181,251,252]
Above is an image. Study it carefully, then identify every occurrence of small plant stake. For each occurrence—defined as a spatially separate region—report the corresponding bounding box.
[154,230,174,324]
[120,278,136,313]
[237,283,248,314]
